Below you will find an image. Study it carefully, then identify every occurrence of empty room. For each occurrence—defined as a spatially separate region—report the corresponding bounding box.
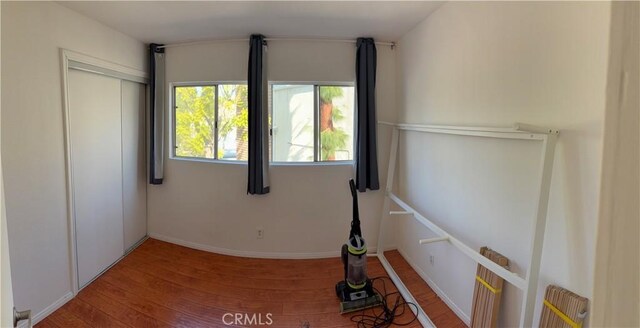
[0,1,638,327]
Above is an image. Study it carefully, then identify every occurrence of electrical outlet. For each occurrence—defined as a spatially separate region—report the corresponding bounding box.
[257,228,264,239]
[429,254,435,265]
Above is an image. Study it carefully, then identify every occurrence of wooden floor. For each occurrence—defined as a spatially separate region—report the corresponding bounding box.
[36,239,466,327]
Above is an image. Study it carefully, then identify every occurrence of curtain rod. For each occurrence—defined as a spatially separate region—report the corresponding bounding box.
[158,37,395,49]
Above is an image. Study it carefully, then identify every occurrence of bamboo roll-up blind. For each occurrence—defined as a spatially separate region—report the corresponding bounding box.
[470,247,510,328]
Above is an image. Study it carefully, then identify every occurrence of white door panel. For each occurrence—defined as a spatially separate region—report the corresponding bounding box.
[121,80,147,251]
[68,69,124,288]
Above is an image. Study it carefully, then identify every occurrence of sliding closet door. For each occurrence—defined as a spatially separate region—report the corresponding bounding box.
[121,80,147,251]
[68,69,124,288]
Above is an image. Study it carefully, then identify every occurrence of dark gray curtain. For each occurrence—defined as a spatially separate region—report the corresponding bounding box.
[149,43,165,185]
[355,38,379,191]
[247,34,270,194]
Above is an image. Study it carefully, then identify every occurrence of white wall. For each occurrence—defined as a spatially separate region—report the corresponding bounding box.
[148,40,397,257]
[1,1,146,321]
[394,2,610,326]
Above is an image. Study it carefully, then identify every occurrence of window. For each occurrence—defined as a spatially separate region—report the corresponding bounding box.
[173,82,354,164]
[174,84,248,161]
[271,84,354,162]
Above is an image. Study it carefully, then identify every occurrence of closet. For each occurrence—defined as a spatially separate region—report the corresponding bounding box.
[66,61,147,289]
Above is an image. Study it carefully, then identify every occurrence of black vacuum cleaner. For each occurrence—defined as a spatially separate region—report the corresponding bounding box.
[335,179,383,313]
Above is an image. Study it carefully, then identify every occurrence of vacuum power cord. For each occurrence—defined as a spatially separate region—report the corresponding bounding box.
[350,277,419,328]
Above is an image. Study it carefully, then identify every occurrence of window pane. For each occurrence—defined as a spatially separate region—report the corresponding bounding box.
[217,84,248,161]
[319,86,354,161]
[271,84,315,162]
[175,86,216,159]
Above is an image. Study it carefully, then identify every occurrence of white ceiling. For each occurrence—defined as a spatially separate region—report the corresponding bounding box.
[58,1,443,44]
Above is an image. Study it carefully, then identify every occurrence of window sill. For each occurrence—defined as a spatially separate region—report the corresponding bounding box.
[270,161,354,167]
[170,156,354,167]
[171,156,247,165]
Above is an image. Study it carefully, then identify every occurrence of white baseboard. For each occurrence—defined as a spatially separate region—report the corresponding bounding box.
[396,247,471,326]
[21,236,149,327]
[18,291,74,328]
[148,232,377,259]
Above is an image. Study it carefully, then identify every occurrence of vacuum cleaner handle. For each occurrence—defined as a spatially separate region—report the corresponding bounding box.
[349,179,358,199]
[349,179,362,239]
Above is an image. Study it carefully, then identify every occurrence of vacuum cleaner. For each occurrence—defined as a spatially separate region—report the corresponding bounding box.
[335,179,383,313]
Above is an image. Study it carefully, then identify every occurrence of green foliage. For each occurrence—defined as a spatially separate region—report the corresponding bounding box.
[175,85,248,160]
[319,86,343,103]
[175,86,215,158]
[331,105,345,122]
[319,86,349,160]
[175,84,348,161]
[218,85,248,159]
[320,128,348,160]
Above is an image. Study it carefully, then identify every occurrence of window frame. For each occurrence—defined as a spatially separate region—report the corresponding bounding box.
[169,81,356,166]
[269,81,356,165]
[170,81,248,164]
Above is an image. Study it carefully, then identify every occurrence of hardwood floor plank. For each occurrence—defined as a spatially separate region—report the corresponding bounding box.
[61,298,128,328]
[35,239,464,327]
[133,242,346,280]
[109,263,283,314]
[46,306,93,328]
[101,265,265,325]
[32,317,60,328]
[119,255,344,302]
[124,249,342,291]
[91,279,213,328]
[385,250,468,327]
[78,282,168,328]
